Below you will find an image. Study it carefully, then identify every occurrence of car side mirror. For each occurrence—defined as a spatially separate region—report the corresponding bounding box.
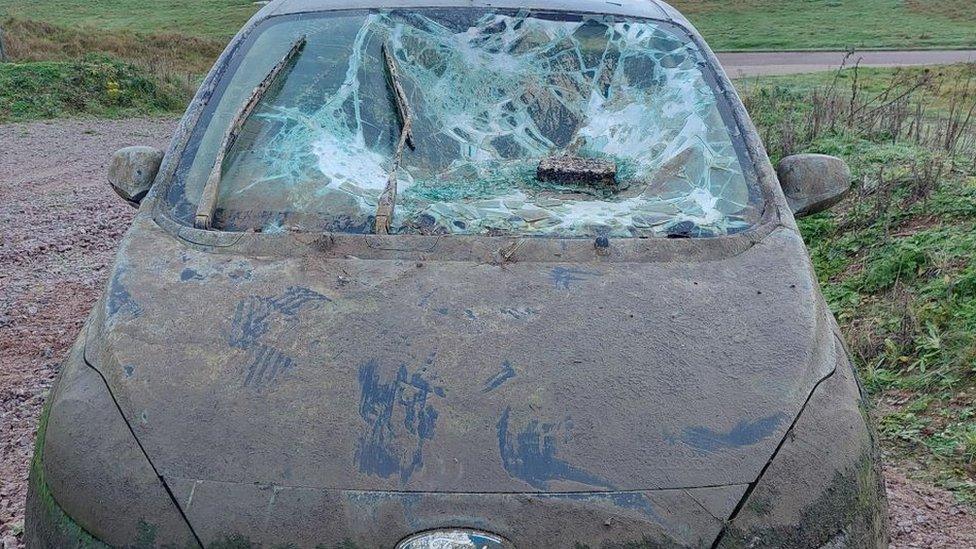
[776,154,852,217]
[108,146,164,207]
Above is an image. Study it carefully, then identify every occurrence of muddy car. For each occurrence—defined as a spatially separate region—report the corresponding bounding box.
[26,0,887,547]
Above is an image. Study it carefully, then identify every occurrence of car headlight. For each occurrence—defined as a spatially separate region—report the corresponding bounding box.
[716,339,888,548]
[397,529,511,549]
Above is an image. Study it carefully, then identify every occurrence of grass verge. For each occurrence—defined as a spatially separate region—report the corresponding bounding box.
[1,17,222,75]
[0,54,187,122]
[0,16,221,122]
[1,0,975,52]
[739,62,976,504]
[672,0,976,50]
[0,0,259,40]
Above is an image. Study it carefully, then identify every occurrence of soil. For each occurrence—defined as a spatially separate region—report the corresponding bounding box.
[887,463,976,549]
[1,117,975,548]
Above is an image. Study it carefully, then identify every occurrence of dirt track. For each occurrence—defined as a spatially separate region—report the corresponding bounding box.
[1,117,975,548]
[719,49,976,77]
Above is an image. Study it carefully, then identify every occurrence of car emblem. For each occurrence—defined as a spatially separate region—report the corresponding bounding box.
[396,529,512,549]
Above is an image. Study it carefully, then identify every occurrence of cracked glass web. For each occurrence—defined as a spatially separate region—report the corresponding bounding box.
[174,9,760,237]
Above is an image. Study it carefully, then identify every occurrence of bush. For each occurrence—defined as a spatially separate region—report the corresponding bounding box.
[0,54,188,122]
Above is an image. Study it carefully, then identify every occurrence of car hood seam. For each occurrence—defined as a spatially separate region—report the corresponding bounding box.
[82,352,206,549]
[709,365,839,548]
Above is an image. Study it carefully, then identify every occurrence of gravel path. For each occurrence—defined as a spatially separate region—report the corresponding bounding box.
[719,49,976,77]
[0,118,176,548]
[1,117,975,548]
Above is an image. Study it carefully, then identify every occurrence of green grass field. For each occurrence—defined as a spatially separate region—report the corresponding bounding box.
[0,0,258,39]
[1,0,975,49]
[0,54,186,122]
[672,0,976,50]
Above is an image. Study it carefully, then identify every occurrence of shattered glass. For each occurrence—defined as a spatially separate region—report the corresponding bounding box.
[172,9,760,237]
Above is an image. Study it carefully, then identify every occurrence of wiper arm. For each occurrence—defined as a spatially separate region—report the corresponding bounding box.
[374,42,415,235]
[194,35,307,230]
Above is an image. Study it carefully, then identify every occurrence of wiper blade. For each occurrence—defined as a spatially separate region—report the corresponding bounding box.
[374,42,415,235]
[194,35,307,230]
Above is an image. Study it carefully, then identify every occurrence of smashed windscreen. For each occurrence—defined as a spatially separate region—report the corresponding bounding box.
[167,8,761,238]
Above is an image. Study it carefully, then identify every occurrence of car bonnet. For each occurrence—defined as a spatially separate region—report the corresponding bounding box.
[84,216,836,494]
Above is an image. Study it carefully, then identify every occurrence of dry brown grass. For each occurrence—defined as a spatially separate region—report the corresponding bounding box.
[1,17,223,79]
[904,0,976,23]
[744,61,976,164]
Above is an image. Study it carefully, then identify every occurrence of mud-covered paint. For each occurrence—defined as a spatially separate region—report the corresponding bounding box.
[538,492,665,524]
[162,475,732,548]
[229,286,331,387]
[355,360,446,481]
[714,350,887,548]
[718,452,885,548]
[229,286,331,347]
[82,217,842,495]
[550,266,599,289]
[497,407,613,490]
[135,521,159,547]
[482,361,516,393]
[203,534,364,548]
[26,340,197,548]
[25,394,110,549]
[181,268,205,282]
[671,412,787,454]
[572,538,689,549]
[499,307,538,320]
[107,266,142,318]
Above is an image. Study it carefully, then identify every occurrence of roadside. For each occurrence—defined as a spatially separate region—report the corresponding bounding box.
[0,117,175,548]
[743,63,976,515]
[1,114,975,547]
[719,50,976,77]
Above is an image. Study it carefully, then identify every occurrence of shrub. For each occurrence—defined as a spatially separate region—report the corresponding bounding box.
[0,54,187,122]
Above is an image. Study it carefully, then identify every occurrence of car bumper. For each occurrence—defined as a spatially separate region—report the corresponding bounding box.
[25,405,108,549]
[28,331,886,548]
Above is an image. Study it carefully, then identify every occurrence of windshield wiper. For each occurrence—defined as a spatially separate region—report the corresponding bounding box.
[194,35,307,230]
[374,42,415,235]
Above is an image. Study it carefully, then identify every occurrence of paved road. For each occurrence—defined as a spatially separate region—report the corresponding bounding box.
[718,50,976,77]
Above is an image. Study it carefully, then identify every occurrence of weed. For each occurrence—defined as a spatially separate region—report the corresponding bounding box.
[0,54,186,122]
[747,63,976,503]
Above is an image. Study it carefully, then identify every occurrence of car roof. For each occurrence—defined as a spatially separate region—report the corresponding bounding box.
[262,0,692,27]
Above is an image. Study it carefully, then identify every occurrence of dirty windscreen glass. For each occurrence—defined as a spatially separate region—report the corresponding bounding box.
[167,8,761,237]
